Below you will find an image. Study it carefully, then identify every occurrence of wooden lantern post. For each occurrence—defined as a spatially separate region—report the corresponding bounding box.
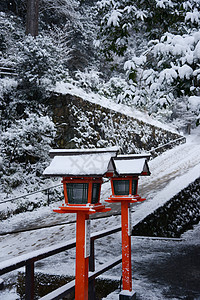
[43,147,118,300]
[106,154,150,300]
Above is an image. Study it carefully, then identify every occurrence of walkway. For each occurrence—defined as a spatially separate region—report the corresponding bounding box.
[104,223,200,299]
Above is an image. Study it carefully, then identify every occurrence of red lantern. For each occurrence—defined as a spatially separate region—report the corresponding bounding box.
[105,154,151,299]
[107,154,150,202]
[43,147,118,300]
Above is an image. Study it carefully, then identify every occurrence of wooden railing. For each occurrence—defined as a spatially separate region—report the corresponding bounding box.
[0,66,17,77]
[0,183,62,205]
[0,225,122,300]
[150,136,186,157]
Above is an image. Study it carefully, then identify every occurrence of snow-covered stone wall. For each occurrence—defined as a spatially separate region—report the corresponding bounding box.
[132,177,200,238]
[48,93,183,154]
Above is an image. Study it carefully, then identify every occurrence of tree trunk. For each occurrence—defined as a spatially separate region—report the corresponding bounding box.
[26,0,39,37]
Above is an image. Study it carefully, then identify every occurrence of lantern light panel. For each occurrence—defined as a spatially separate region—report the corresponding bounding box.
[108,154,151,198]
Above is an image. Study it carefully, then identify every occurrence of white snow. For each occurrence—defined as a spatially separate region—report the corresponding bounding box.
[135,10,147,21]
[194,40,200,59]
[159,68,177,84]
[119,290,136,295]
[188,95,200,111]
[114,158,147,175]
[124,60,136,70]
[43,152,116,176]
[107,10,122,27]
[185,9,200,24]
[178,64,193,79]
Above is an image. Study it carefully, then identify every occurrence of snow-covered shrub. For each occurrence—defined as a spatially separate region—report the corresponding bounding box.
[75,71,131,104]
[123,29,200,122]
[75,69,103,92]
[0,78,18,99]
[16,34,69,101]
[0,113,56,192]
[2,113,56,162]
[96,0,185,61]
[40,0,98,72]
[99,76,133,104]
[188,96,200,125]
[0,11,24,61]
[40,0,80,28]
[47,24,72,69]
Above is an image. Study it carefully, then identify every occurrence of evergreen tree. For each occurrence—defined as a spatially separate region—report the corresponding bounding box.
[96,0,200,127]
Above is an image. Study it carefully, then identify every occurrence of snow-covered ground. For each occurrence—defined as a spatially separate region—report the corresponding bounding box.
[1,222,200,299]
[0,127,200,299]
[103,222,200,300]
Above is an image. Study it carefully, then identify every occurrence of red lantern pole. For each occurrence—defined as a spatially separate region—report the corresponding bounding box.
[105,174,146,299]
[121,201,132,291]
[106,197,139,299]
[54,205,111,300]
[75,212,89,300]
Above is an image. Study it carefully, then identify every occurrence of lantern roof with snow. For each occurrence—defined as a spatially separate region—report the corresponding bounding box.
[111,154,151,176]
[43,147,119,177]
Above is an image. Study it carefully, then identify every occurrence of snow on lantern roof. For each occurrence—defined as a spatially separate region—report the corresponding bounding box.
[43,147,119,177]
[49,146,119,158]
[116,153,151,160]
[113,154,151,176]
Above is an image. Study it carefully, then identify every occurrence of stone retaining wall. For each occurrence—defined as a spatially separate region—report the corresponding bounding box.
[132,177,200,238]
[48,93,183,154]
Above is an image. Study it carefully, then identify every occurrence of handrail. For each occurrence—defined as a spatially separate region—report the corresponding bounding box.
[40,256,122,300]
[150,136,186,154]
[0,238,76,275]
[0,183,62,204]
[0,225,121,276]
[0,225,122,299]
[0,66,17,76]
